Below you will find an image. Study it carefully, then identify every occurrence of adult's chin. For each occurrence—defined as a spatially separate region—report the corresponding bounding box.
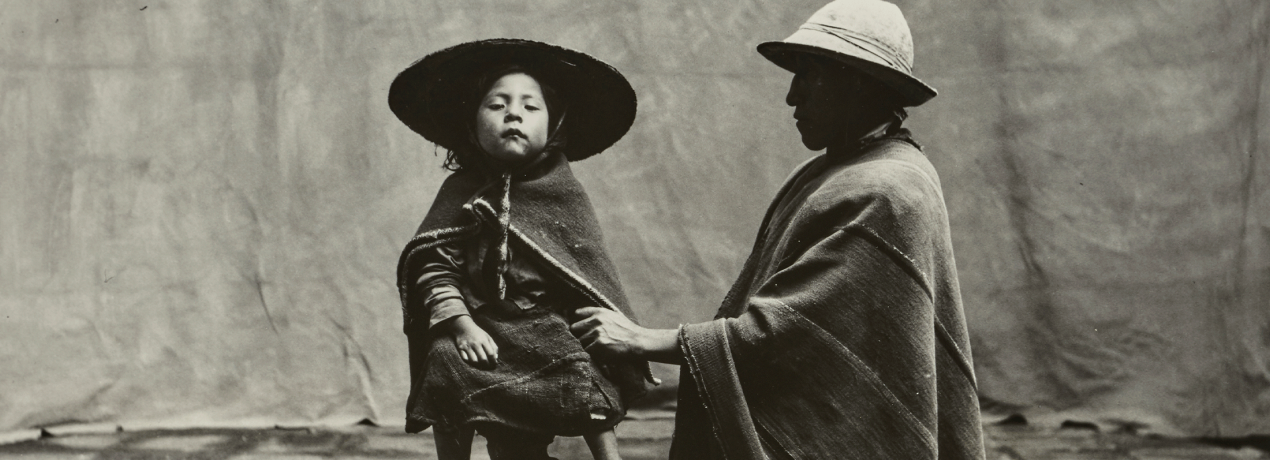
[794,122,827,151]
[798,131,830,151]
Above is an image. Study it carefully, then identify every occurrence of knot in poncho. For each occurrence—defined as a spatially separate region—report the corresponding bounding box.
[396,153,640,330]
[395,153,654,434]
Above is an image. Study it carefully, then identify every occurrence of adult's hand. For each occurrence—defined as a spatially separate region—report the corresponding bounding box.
[570,307,683,364]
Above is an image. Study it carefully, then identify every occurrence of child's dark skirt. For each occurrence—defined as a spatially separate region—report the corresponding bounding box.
[417,302,627,436]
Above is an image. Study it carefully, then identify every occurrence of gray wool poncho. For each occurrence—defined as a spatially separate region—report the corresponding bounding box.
[396,152,649,436]
[670,132,986,460]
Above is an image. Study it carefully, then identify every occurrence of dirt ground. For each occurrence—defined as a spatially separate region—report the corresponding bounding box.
[1,416,1266,459]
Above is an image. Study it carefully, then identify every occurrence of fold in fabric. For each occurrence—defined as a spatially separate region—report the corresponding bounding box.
[672,133,985,459]
[679,320,767,460]
[396,152,652,433]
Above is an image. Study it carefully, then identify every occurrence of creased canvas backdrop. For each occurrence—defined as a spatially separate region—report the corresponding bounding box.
[2,0,1267,438]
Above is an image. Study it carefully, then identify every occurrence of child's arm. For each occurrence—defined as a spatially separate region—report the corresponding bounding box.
[416,244,498,367]
[437,315,498,366]
[584,429,622,460]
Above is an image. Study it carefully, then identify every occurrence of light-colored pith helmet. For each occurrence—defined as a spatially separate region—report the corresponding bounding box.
[758,0,937,107]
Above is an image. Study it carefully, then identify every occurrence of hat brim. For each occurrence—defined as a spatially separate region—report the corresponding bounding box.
[389,39,636,161]
[757,40,937,107]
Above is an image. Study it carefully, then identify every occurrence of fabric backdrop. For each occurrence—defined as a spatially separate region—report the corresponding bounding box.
[2,0,1267,438]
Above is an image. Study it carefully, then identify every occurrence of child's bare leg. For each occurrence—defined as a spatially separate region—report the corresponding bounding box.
[433,424,475,460]
[584,428,621,460]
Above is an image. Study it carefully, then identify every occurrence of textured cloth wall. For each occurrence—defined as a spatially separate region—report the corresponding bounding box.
[1,0,1266,437]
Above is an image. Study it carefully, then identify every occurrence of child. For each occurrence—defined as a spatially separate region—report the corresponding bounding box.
[389,39,654,460]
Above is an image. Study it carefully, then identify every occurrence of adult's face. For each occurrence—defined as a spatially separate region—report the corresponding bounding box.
[785,55,865,151]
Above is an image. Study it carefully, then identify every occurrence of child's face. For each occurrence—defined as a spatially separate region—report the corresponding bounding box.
[475,72,550,165]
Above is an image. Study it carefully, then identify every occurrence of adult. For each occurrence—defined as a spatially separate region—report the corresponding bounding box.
[570,0,986,458]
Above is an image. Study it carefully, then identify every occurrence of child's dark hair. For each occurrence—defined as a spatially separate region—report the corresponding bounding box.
[441,64,566,172]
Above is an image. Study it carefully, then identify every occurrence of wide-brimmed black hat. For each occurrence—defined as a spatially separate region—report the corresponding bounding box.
[389,39,637,162]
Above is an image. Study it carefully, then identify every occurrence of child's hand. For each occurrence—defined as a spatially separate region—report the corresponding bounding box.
[444,316,499,367]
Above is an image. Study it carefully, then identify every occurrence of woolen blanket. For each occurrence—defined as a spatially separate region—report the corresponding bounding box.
[396,152,649,433]
[670,135,986,459]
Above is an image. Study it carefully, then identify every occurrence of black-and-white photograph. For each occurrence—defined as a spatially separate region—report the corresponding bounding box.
[1,1,1267,459]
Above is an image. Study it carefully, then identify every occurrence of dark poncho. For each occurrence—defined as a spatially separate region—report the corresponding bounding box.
[670,134,986,459]
[396,152,649,434]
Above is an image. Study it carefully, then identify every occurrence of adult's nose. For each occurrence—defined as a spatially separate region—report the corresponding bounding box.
[785,74,803,107]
